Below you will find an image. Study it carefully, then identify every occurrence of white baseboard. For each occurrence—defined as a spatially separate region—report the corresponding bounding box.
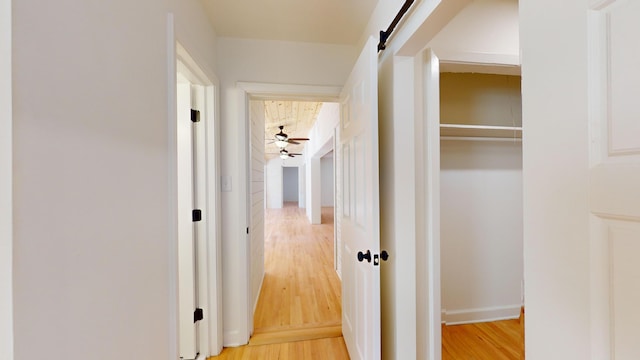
[442,304,522,325]
[223,330,244,347]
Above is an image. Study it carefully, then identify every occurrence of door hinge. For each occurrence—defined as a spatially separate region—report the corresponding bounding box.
[190,109,200,123]
[194,308,203,323]
[192,209,202,222]
[246,227,249,234]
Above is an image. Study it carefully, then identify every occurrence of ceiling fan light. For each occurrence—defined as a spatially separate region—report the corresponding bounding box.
[279,153,289,159]
[275,140,289,148]
[275,126,288,141]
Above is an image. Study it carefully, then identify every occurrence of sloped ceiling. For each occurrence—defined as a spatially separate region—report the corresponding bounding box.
[201,0,379,45]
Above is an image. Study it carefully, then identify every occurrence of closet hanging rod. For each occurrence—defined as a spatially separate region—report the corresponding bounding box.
[440,124,522,131]
[441,136,522,142]
[378,0,415,52]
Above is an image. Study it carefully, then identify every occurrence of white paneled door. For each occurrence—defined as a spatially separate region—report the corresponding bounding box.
[340,36,381,360]
[588,1,640,358]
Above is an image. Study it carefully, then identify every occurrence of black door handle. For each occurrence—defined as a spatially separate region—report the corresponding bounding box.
[357,250,372,263]
[380,250,389,261]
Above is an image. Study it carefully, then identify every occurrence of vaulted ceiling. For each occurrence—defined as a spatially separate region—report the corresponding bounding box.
[201,0,379,45]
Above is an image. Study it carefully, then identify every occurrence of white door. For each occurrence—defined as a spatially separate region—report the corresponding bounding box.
[522,0,640,358]
[340,36,381,360]
[588,1,640,358]
[177,81,200,359]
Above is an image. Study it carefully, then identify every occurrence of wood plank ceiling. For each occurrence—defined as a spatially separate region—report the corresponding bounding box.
[264,101,323,160]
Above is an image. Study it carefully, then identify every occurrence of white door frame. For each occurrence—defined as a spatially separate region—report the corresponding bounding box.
[232,82,341,344]
[1,0,13,357]
[168,34,222,358]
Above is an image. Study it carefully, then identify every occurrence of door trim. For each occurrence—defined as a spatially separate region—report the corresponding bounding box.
[169,32,222,357]
[1,0,13,357]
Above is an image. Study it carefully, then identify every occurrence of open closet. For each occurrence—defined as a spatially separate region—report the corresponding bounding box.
[439,70,524,325]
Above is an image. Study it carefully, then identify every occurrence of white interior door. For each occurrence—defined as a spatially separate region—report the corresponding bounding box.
[588,1,640,358]
[340,36,381,360]
[177,81,199,359]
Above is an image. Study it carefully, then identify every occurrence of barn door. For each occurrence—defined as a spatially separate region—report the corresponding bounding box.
[340,36,381,360]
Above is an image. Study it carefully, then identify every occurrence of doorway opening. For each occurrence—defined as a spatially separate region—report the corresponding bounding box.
[438,69,524,359]
[253,100,341,343]
[282,167,299,206]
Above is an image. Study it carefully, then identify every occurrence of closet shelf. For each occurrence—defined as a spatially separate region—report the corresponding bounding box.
[440,124,522,139]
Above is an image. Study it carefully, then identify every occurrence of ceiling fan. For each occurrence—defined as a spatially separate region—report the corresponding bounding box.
[279,149,302,159]
[271,125,309,148]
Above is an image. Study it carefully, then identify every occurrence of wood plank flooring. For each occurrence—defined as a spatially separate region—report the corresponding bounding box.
[442,309,525,360]
[209,204,347,359]
[253,204,341,330]
[210,336,350,359]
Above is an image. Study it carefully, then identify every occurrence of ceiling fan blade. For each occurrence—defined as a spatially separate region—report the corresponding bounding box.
[289,153,302,156]
[288,138,309,141]
[287,140,300,145]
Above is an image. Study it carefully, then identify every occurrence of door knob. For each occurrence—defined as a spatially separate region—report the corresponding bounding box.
[357,250,372,263]
[380,250,389,261]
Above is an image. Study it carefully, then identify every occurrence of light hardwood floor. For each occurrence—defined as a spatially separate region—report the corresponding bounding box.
[209,203,524,359]
[210,204,347,359]
[253,204,341,331]
[442,309,525,360]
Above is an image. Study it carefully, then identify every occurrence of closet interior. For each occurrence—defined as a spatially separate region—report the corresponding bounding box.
[439,70,524,325]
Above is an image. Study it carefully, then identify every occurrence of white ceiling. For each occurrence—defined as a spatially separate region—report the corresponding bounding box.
[201,0,379,45]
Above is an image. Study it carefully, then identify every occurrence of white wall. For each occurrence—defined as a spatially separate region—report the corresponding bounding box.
[1,0,13,358]
[428,0,519,65]
[320,155,334,207]
[306,103,340,157]
[305,157,321,224]
[282,167,299,202]
[521,0,591,358]
[305,103,340,224]
[440,140,523,323]
[11,1,217,359]
[249,101,265,319]
[298,164,306,208]
[265,158,283,209]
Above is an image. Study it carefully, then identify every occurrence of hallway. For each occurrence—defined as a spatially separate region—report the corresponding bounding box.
[210,203,349,359]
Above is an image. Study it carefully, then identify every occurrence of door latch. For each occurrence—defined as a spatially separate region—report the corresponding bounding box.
[357,250,389,266]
